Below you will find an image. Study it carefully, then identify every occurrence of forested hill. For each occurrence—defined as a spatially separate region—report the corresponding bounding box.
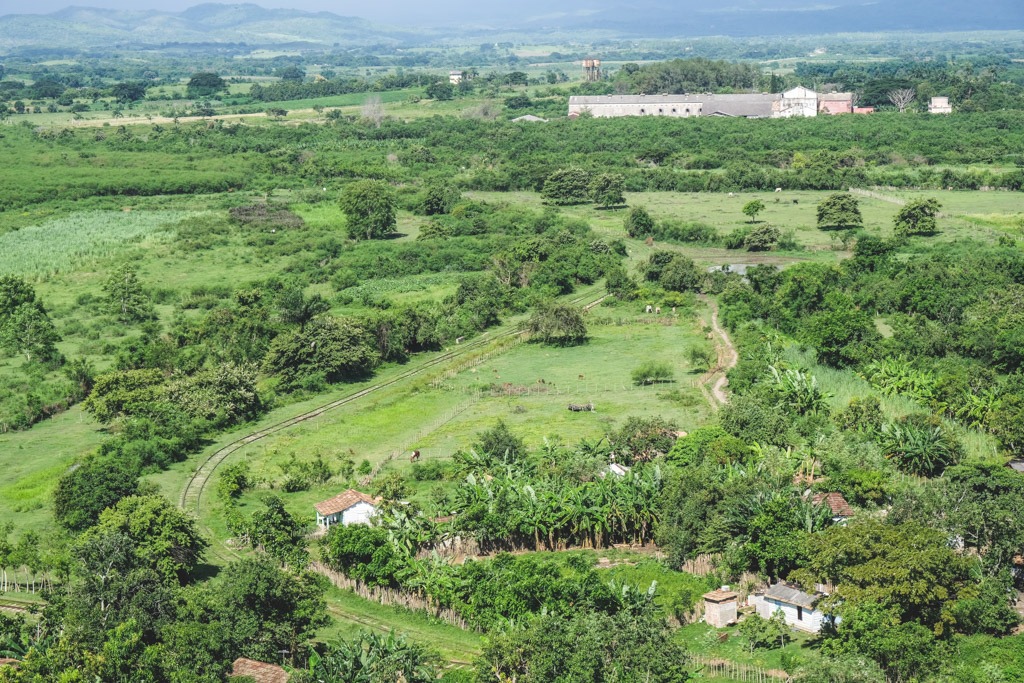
[1,0,1021,51]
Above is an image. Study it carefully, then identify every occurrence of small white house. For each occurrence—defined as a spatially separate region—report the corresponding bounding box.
[929,96,953,114]
[751,583,831,633]
[315,489,379,529]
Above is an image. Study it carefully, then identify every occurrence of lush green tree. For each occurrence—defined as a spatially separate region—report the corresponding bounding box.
[474,419,526,462]
[216,462,252,503]
[624,206,656,237]
[276,65,305,81]
[0,276,36,317]
[247,495,308,567]
[610,415,678,464]
[419,183,461,216]
[817,193,864,231]
[541,167,592,206]
[277,286,330,332]
[167,362,262,428]
[819,602,940,682]
[804,519,974,633]
[425,80,454,100]
[339,180,398,240]
[0,303,61,364]
[742,199,765,223]
[82,368,166,423]
[476,603,691,683]
[103,263,153,323]
[590,173,626,208]
[111,81,147,103]
[321,524,408,588]
[53,456,140,532]
[65,527,174,636]
[263,316,380,389]
[743,223,781,251]
[526,302,587,346]
[186,72,226,97]
[605,264,638,300]
[632,360,674,386]
[719,395,792,447]
[738,611,790,652]
[216,555,328,663]
[801,292,879,367]
[894,197,941,237]
[658,255,704,293]
[84,495,207,584]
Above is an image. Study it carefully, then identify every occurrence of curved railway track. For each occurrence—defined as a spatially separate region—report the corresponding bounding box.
[177,293,608,518]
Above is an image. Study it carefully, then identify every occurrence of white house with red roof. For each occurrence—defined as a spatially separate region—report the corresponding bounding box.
[314,489,380,529]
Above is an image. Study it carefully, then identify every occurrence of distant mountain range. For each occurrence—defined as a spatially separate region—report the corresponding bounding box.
[0,0,1021,52]
[0,4,418,52]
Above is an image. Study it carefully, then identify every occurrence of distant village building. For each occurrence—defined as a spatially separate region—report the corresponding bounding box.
[567,87,871,120]
[230,658,289,683]
[511,114,548,122]
[811,492,855,525]
[929,96,953,114]
[818,92,855,115]
[703,586,739,628]
[750,583,831,633]
[449,70,466,85]
[853,106,875,114]
[314,489,379,529]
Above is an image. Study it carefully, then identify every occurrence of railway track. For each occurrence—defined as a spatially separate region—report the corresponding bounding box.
[177,292,608,518]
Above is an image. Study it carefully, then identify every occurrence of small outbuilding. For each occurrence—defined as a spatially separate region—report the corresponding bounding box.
[703,586,739,628]
[314,489,379,529]
[929,96,953,114]
[751,583,830,633]
[811,492,855,524]
[230,657,289,683]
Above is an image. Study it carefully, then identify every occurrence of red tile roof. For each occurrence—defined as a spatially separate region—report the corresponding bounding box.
[812,492,855,518]
[314,489,379,516]
[230,658,289,683]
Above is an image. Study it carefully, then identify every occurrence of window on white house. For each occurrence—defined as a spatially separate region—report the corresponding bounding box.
[797,606,804,620]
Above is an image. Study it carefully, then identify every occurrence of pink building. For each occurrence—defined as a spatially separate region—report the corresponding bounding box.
[818,93,854,115]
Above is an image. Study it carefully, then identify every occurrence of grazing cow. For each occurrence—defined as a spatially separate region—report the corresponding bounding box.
[671,307,676,314]
[775,187,782,193]
[410,450,421,462]
[578,374,585,380]
[568,403,595,412]
[728,192,735,197]
[456,336,465,344]
[655,307,662,314]
[645,305,653,313]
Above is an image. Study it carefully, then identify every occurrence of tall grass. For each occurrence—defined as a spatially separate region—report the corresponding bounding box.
[0,210,200,278]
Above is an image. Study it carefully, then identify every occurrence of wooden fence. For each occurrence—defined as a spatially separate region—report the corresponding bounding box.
[309,562,472,631]
[691,656,789,682]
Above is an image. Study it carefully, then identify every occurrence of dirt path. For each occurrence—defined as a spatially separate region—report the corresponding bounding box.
[698,296,739,409]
